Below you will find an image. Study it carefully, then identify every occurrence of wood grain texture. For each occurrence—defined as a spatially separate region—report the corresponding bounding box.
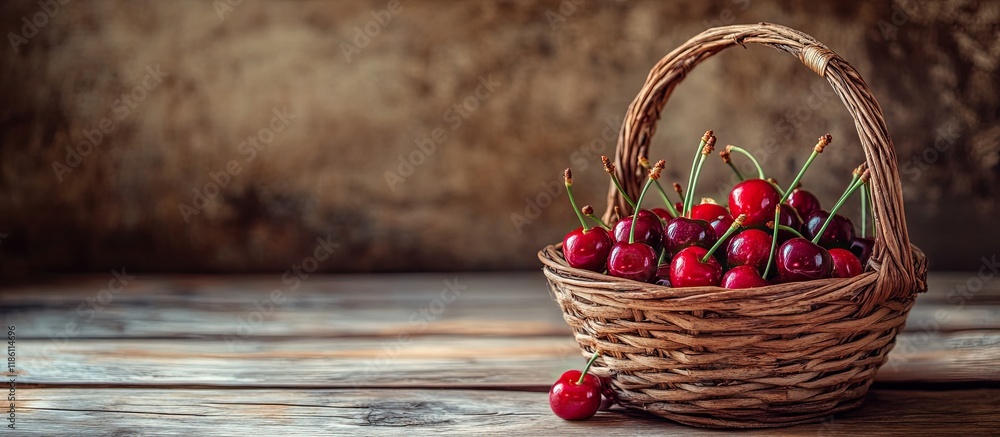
[11,331,1000,388]
[2,272,998,433]
[11,388,1000,436]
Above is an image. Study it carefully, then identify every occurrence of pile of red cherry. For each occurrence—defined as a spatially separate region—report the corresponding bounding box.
[551,132,877,419]
[560,131,875,290]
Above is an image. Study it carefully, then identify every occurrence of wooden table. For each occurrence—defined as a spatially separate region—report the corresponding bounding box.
[2,272,998,435]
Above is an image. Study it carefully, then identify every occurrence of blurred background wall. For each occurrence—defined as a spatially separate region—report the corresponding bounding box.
[0,0,997,277]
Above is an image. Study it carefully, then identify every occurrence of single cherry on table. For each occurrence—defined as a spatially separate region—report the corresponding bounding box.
[549,352,603,420]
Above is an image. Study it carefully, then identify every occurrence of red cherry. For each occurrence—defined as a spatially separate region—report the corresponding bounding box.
[607,242,657,282]
[690,203,732,223]
[776,237,833,281]
[549,369,602,420]
[725,228,772,272]
[664,217,716,256]
[562,227,613,272]
[802,209,855,249]
[728,179,781,228]
[787,188,821,219]
[829,248,863,278]
[850,236,874,266]
[720,265,770,289]
[612,210,664,253]
[669,246,723,287]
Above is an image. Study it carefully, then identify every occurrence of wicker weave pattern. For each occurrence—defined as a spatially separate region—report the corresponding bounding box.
[538,23,929,428]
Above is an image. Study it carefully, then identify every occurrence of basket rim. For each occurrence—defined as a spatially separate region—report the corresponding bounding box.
[539,241,926,309]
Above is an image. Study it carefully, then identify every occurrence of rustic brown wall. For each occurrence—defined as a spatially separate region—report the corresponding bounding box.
[0,0,997,276]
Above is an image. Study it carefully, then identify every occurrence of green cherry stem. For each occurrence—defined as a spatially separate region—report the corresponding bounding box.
[778,224,804,238]
[655,182,681,217]
[725,145,765,180]
[576,350,602,385]
[685,134,716,217]
[700,214,746,263]
[763,206,781,279]
[684,131,713,217]
[812,167,870,245]
[767,178,786,197]
[630,165,662,243]
[582,205,610,230]
[603,156,637,210]
[860,180,868,238]
[779,134,832,203]
[719,149,745,181]
[564,169,590,231]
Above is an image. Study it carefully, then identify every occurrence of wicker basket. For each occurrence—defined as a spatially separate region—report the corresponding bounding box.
[538,23,928,428]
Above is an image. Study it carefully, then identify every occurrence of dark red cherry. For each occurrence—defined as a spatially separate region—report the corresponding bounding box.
[787,188,821,219]
[720,265,771,289]
[850,237,874,266]
[776,237,833,282]
[802,210,855,249]
[669,246,723,287]
[607,242,657,282]
[562,227,613,272]
[690,203,732,223]
[829,248,863,278]
[612,210,664,253]
[728,178,781,228]
[664,217,716,256]
[725,228,772,272]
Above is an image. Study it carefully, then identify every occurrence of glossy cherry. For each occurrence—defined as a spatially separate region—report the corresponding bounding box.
[562,228,612,272]
[669,215,745,287]
[721,265,771,289]
[612,210,664,253]
[728,178,781,228]
[607,163,663,283]
[669,246,723,288]
[549,352,603,420]
[850,237,874,266]
[561,169,613,272]
[664,217,716,256]
[607,242,658,282]
[829,248,863,278]
[726,228,772,272]
[708,215,736,264]
[787,188,821,219]
[690,203,732,223]
[776,237,833,282]
[802,210,855,249]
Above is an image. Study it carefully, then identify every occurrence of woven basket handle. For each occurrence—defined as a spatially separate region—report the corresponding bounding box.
[604,22,917,307]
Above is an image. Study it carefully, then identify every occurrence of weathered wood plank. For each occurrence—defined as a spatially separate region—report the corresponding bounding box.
[2,273,997,340]
[12,330,999,387]
[9,388,1000,436]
